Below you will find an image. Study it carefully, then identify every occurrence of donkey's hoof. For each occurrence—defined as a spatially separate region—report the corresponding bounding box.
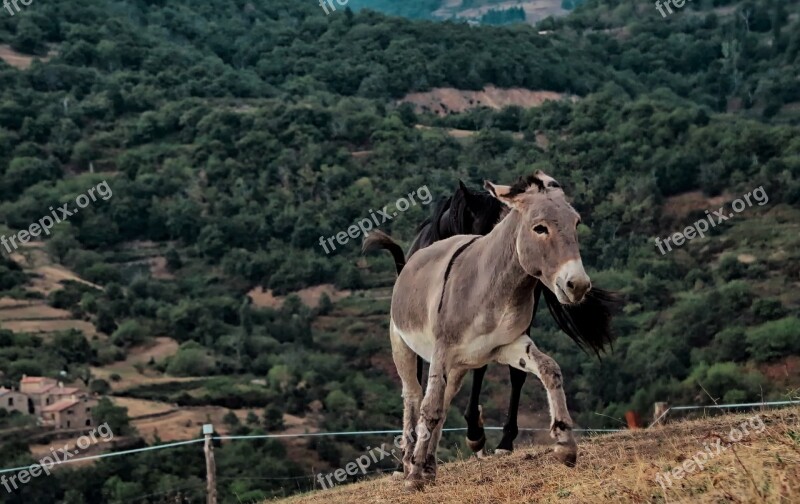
[391,471,404,480]
[466,433,486,453]
[475,447,491,459]
[553,442,578,467]
[494,448,512,457]
[404,477,425,492]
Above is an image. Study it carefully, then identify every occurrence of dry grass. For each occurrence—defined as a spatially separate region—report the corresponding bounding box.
[399,86,576,116]
[431,0,567,25]
[275,407,800,504]
[0,44,57,69]
[90,337,188,391]
[248,284,350,309]
[2,319,100,337]
[2,243,102,337]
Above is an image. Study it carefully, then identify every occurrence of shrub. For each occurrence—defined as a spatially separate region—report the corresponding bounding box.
[111,320,147,348]
[705,327,749,363]
[222,411,240,427]
[746,317,800,362]
[90,379,111,395]
[166,344,217,376]
[263,406,285,431]
[685,362,766,403]
[751,298,787,322]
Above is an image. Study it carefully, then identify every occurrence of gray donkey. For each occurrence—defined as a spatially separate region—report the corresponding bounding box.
[373,171,591,491]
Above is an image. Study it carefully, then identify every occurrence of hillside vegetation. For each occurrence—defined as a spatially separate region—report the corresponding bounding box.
[0,0,798,502]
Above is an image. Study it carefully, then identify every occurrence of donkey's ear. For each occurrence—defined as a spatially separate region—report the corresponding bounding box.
[458,180,469,193]
[484,180,516,207]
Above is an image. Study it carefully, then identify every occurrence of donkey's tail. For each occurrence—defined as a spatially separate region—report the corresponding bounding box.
[362,230,406,275]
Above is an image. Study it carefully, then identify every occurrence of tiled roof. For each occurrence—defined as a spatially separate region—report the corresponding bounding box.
[27,384,57,394]
[52,387,81,395]
[42,399,80,413]
[21,376,47,383]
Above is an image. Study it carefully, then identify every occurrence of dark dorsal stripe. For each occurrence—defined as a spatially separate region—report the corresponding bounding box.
[437,237,481,313]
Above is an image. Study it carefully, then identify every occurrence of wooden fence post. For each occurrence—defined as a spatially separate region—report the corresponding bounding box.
[652,402,670,426]
[203,424,217,504]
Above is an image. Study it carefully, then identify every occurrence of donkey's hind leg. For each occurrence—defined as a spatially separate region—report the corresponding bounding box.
[463,365,487,454]
[496,365,528,455]
[407,345,448,491]
[423,368,467,480]
[389,327,423,478]
[496,335,577,467]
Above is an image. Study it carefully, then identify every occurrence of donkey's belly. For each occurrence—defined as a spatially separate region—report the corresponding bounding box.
[391,320,435,362]
[457,329,524,367]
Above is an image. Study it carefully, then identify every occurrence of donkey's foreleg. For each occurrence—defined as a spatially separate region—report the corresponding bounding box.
[496,336,577,467]
[389,329,423,477]
[463,365,487,453]
[496,365,528,454]
[407,350,447,491]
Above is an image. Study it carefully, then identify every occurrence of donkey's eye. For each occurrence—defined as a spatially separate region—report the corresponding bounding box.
[533,225,549,235]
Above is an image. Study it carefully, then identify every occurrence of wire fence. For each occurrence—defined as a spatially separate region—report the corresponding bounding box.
[1,399,798,501]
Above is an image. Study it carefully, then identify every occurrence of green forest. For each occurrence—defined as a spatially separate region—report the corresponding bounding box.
[0,0,798,502]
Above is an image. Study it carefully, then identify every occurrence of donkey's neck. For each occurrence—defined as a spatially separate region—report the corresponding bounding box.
[469,210,537,304]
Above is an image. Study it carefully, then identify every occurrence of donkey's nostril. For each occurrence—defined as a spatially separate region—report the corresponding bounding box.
[566,280,574,290]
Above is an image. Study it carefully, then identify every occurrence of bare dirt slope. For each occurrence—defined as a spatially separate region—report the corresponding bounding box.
[275,407,800,504]
[0,44,57,69]
[399,86,575,116]
[432,0,567,25]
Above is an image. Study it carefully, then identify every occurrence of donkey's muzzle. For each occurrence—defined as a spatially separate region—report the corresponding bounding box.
[555,260,591,304]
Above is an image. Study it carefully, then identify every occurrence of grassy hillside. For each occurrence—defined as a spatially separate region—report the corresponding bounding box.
[278,407,800,503]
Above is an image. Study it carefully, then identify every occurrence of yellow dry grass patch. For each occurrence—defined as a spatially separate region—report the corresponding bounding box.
[276,408,800,504]
[248,284,350,309]
[399,86,576,116]
[1,243,102,336]
[0,303,71,321]
[110,396,175,418]
[130,407,312,443]
[90,337,185,391]
[0,44,57,69]
[2,319,99,337]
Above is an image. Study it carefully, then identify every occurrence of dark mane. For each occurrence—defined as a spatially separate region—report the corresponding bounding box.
[508,174,544,197]
[409,183,504,255]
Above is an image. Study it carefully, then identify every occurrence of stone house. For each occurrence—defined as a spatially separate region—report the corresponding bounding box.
[0,387,30,415]
[0,375,97,429]
[41,395,98,430]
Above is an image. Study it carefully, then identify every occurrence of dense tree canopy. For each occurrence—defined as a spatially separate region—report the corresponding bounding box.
[0,0,798,501]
